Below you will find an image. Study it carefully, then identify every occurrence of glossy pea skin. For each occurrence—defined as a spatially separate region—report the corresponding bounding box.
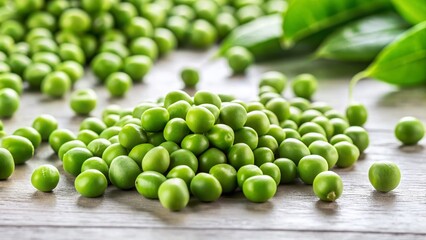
[309,141,339,169]
[245,110,270,136]
[167,100,191,119]
[189,19,217,49]
[163,118,190,144]
[301,132,327,147]
[99,126,121,139]
[58,140,86,161]
[260,162,281,186]
[81,157,109,179]
[219,103,247,130]
[41,71,71,98]
[283,128,301,140]
[279,138,310,165]
[0,148,14,180]
[180,134,209,156]
[242,175,277,203]
[274,158,297,184]
[190,173,222,202]
[0,62,10,74]
[48,129,76,153]
[290,97,311,111]
[234,127,258,150]
[330,118,350,135]
[0,20,25,42]
[298,155,328,185]
[225,46,253,74]
[75,169,108,198]
[163,90,193,108]
[265,98,290,122]
[70,89,97,115]
[236,4,264,24]
[185,106,215,133]
[109,156,141,190]
[166,165,195,187]
[198,148,227,173]
[135,171,167,199]
[292,74,317,100]
[0,88,20,118]
[141,146,170,174]
[299,122,326,137]
[118,124,147,149]
[123,55,152,82]
[313,171,343,202]
[147,132,166,146]
[24,63,52,88]
[180,67,199,87]
[32,52,61,69]
[81,0,112,13]
[141,107,170,132]
[215,12,238,39]
[209,163,237,194]
[258,135,279,154]
[368,161,401,192]
[334,142,360,168]
[1,135,34,165]
[194,91,222,108]
[58,43,86,65]
[253,147,275,166]
[158,178,190,211]
[330,134,353,145]
[312,116,334,139]
[60,8,91,33]
[13,127,42,149]
[267,125,286,144]
[394,116,425,145]
[346,102,368,127]
[63,147,93,176]
[228,143,255,170]
[111,2,138,26]
[106,72,133,97]
[77,130,99,146]
[0,73,23,95]
[91,52,123,81]
[129,37,158,61]
[206,124,234,151]
[8,54,31,76]
[101,143,127,166]
[153,28,177,55]
[159,141,180,154]
[259,71,287,93]
[31,164,60,192]
[344,126,369,153]
[124,17,153,39]
[128,143,154,166]
[80,117,107,135]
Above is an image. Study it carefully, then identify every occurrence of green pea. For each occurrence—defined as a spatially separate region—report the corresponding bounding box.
[111,2,138,26]
[394,116,425,145]
[158,178,189,211]
[62,146,93,176]
[259,92,281,106]
[274,158,297,184]
[163,90,193,108]
[32,114,58,141]
[29,38,58,54]
[206,124,234,151]
[228,143,254,170]
[147,132,166,146]
[41,71,71,98]
[69,89,97,115]
[163,118,190,144]
[298,122,326,137]
[299,110,323,125]
[301,132,327,147]
[123,55,152,82]
[128,143,154,166]
[102,143,127,166]
[101,29,126,45]
[281,120,298,130]
[60,8,91,33]
[24,63,51,89]
[166,165,195,187]
[242,175,276,203]
[330,134,353,145]
[189,19,217,48]
[279,138,310,165]
[289,106,302,124]
[258,135,279,153]
[334,141,360,168]
[130,37,158,61]
[141,146,170,173]
[169,149,198,173]
[180,67,199,87]
[260,162,281,186]
[48,129,76,153]
[194,90,221,108]
[344,126,369,153]
[330,118,349,135]
[0,148,14,180]
[31,164,60,192]
[0,62,10,74]
[233,126,258,150]
[312,116,334,139]
[197,148,226,173]
[55,31,81,46]
[118,124,147,149]
[215,12,238,39]
[208,164,237,194]
[26,28,52,42]
[81,0,112,13]
[219,103,247,131]
[32,52,61,69]
[100,41,129,60]
[8,54,31,76]
[167,100,191,119]
[253,147,275,166]
[153,28,177,55]
[46,0,69,16]
[236,4,264,24]
[109,155,141,190]
[265,98,290,122]
[181,134,209,156]
[185,106,215,133]
[225,46,253,74]
[80,117,107,135]
[346,102,368,127]
[170,4,195,20]
[14,0,43,14]
[313,171,343,202]
[160,141,180,154]
[106,72,133,97]
[0,35,14,55]
[99,126,121,139]
[58,140,86,162]
[0,73,23,95]
[91,52,122,81]
[245,110,270,136]
[194,0,219,22]
[123,17,153,40]
[190,173,222,202]
[0,20,25,42]
[91,12,114,34]
[81,157,109,179]
[310,101,333,114]
[75,169,108,198]
[1,135,34,164]
[13,42,30,56]
[283,128,301,140]
[135,171,167,199]
[292,74,317,100]
[309,141,338,169]
[166,16,189,43]
[325,109,346,120]
[77,130,99,146]
[58,43,85,65]
[298,155,328,185]
[26,12,56,31]
[368,161,401,192]
[140,107,169,132]
[13,127,42,149]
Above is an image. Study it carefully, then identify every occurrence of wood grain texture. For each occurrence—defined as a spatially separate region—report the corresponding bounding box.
[1,49,426,239]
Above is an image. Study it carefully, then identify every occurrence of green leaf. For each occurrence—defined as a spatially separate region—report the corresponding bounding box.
[282,0,391,46]
[363,22,426,86]
[392,0,426,25]
[316,12,408,62]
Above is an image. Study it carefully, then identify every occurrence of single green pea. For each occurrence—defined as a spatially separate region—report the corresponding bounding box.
[225,46,253,74]
[26,11,56,31]
[180,67,199,88]
[29,38,58,55]
[274,158,297,184]
[123,55,152,82]
[292,73,317,100]
[163,90,193,108]
[141,146,170,174]
[77,130,99,146]
[0,62,10,74]
[209,164,237,194]
[141,3,167,27]
[281,120,298,130]
[91,52,123,81]
[167,100,191,119]
[31,164,60,192]
[69,89,97,115]
[81,0,112,13]
[0,73,23,95]
[101,143,127,166]
[206,124,234,151]
[101,29,127,45]
[189,19,217,49]
[233,126,258,150]
[260,162,281,186]
[299,109,323,125]
[42,71,71,98]
[169,149,198,173]
[309,141,338,169]
[109,155,141,190]
[330,134,353,145]
[330,118,349,135]
[141,107,169,132]
[312,116,334,139]
[163,118,190,144]
[259,92,281,106]
[301,132,327,147]
[91,12,114,34]
[265,98,290,122]
[32,52,61,69]
[106,72,133,97]
[55,31,81,46]
[193,0,219,22]
[242,175,277,203]
[32,114,58,141]
[99,41,129,59]
[228,143,254,170]
[24,63,52,89]
[289,106,302,124]
[253,147,275,166]
[185,106,215,133]
[12,41,30,55]
[158,178,189,211]
[111,2,138,26]
[128,143,154,166]
[99,126,121,140]
[13,127,42,149]
[1,135,34,165]
[258,135,279,153]
[0,148,14,180]
[325,109,346,120]
[58,43,85,65]
[46,0,70,16]
[369,161,401,192]
[118,124,147,150]
[283,128,301,140]
[48,129,76,153]
[313,171,343,202]
[219,103,247,130]
[344,126,369,153]
[14,0,44,14]
[346,102,368,127]
[236,4,264,24]
[334,141,360,168]
[58,140,86,161]
[198,148,227,173]
[7,54,31,76]
[215,12,238,39]
[194,90,221,108]
[245,110,270,136]
[299,122,326,138]
[60,8,91,33]
[170,4,195,20]
[279,138,310,165]
[394,116,425,145]
[0,20,25,42]
[75,169,108,198]
[81,157,109,179]
[298,155,328,185]
[166,16,189,43]
[80,117,107,135]
[148,132,166,146]
[0,35,14,55]
[153,28,177,55]
[199,103,220,120]
[0,90,17,119]
[132,102,157,119]
[159,141,180,154]
[166,165,195,187]
[181,134,209,156]
[129,37,158,61]
[63,147,93,176]
[190,173,222,202]
[103,114,120,127]
[135,171,167,199]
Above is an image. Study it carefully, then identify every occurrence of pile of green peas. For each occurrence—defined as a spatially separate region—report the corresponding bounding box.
[0,70,383,211]
[0,0,288,117]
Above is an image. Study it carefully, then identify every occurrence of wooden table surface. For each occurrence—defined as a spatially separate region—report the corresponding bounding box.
[1,49,426,240]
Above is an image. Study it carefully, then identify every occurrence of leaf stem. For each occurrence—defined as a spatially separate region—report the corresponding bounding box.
[349,71,367,103]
